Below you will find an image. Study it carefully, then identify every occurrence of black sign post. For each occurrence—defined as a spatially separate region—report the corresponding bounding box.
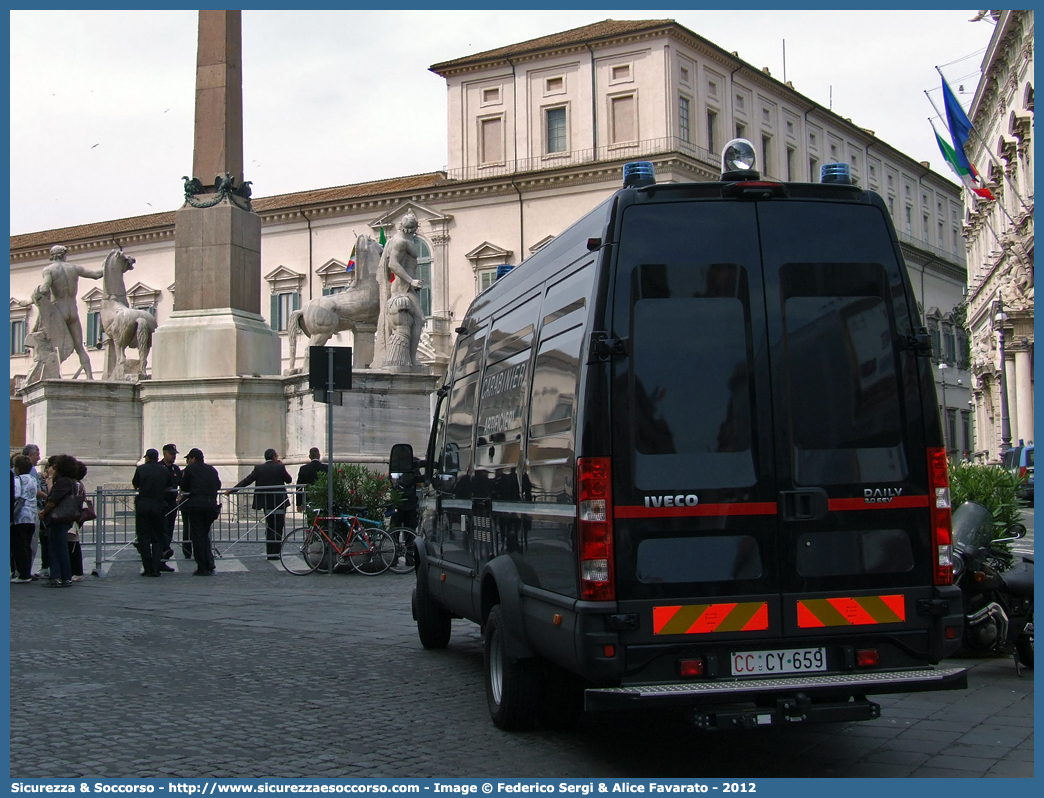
[310,346,352,536]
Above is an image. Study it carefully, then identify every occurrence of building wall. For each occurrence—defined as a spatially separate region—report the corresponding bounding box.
[964,10,1034,461]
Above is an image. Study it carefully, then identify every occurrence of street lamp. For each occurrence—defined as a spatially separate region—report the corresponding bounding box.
[995,299,1012,457]
[938,362,949,451]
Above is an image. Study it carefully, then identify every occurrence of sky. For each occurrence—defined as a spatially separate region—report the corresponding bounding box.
[9,9,996,236]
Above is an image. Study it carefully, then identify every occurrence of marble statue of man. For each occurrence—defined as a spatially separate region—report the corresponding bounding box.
[33,245,103,379]
[378,212,425,368]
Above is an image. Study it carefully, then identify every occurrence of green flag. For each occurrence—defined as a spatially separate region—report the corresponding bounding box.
[933,127,969,177]
[378,226,387,246]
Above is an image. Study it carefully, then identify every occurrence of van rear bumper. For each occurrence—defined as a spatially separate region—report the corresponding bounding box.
[584,666,967,712]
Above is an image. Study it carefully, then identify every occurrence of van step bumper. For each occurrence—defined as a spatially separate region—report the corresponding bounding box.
[584,666,967,712]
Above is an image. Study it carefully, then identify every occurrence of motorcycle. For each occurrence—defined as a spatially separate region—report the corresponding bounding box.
[951,501,1034,673]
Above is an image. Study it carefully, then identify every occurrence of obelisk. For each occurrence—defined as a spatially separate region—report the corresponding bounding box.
[151,9,278,377]
[144,10,283,480]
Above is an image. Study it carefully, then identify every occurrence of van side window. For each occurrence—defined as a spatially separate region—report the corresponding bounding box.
[475,294,540,498]
[527,262,594,503]
[439,327,487,487]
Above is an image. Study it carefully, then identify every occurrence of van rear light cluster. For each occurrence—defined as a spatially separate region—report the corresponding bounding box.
[578,457,615,601]
[928,447,953,585]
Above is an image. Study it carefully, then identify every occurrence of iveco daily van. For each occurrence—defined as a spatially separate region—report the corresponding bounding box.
[390,141,967,730]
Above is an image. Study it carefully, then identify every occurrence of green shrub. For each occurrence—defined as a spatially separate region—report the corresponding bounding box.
[305,463,401,528]
[948,460,1027,544]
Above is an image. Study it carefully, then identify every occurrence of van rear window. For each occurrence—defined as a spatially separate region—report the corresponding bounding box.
[780,263,907,485]
[636,535,763,583]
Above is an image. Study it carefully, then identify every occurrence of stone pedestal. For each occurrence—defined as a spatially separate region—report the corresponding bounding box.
[151,308,280,379]
[285,370,438,471]
[21,380,142,490]
[354,323,377,369]
[139,376,287,486]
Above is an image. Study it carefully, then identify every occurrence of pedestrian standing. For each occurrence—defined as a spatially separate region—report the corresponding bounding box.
[179,448,221,576]
[232,448,292,559]
[10,455,38,583]
[160,444,185,560]
[295,447,328,510]
[39,454,83,587]
[132,449,174,577]
[68,460,90,581]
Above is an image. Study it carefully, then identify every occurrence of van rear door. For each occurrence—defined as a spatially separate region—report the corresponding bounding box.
[608,195,937,670]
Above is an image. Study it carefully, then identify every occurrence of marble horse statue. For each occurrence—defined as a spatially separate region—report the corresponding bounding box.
[101,248,157,380]
[286,234,383,373]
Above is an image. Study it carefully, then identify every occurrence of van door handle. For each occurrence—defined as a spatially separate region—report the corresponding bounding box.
[779,489,829,521]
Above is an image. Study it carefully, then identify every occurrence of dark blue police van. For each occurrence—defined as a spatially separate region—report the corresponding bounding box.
[389,141,967,730]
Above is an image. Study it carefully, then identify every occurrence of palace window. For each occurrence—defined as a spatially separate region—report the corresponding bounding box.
[679,96,690,143]
[10,319,26,356]
[272,292,300,332]
[546,106,567,153]
[86,311,105,348]
[610,94,636,144]
[480,116,504,164]
[707,110,718,152]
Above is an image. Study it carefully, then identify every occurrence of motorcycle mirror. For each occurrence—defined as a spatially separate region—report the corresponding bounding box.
[993,523,1027,544]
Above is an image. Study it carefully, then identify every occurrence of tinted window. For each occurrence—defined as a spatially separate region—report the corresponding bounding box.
[796,528,914,576]
[780,263,906,485]
[631,264,755,490]
[636,536,763,583]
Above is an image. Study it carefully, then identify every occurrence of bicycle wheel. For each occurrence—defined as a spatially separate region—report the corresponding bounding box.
[279,526,326,575]
[387,527,418,574]
[347,529,394,575]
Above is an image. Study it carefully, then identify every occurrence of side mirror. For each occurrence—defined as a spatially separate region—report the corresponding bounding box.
[993,523,1027,544]
[389,443,414,490]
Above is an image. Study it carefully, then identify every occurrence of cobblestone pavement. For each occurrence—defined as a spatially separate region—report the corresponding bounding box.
[9,555,1033,779]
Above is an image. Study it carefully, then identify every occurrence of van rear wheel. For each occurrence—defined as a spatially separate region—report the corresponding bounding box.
[413,585,452,649]
[484,604,539,730]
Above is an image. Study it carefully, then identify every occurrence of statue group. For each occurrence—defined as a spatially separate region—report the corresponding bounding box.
[21,245,156,384]
[286,211,427,373]
[25,215,430,385]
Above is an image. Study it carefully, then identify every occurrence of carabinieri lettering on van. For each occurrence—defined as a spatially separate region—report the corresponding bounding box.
[645,494,699,508]
[481,362,528,399]
[864,487,904,503]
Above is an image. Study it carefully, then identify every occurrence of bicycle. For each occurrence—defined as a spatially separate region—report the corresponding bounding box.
[280,508,396,576]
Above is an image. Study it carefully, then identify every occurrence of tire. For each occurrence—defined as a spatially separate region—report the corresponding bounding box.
[414,584,452,649]
[387,527,418,574]
[1016,622,1033,669]
[484,604,539,730]
[347,529,394,575]
[279,527,325,575]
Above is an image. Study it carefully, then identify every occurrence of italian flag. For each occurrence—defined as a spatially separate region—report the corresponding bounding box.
[933,127,994,201]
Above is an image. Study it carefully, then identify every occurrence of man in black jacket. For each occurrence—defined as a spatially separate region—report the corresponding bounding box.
[295,447,328,510]
[179,448,222,576]
[232,448,292,559]
[133,449,175,577]
[160,443,184,560]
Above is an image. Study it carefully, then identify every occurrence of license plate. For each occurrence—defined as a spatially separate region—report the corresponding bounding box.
[730,647,826,676]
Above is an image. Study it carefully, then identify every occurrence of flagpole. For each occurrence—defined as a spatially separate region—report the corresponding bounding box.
[934,68,1032,214]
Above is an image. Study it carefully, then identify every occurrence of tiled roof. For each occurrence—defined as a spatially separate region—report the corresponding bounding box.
[430,19,675,73]
[10,172,447,253]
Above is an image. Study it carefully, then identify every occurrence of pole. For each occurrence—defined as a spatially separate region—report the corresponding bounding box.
[939,365,948,452]
[996,300,1012,457]
[327,348,335,576]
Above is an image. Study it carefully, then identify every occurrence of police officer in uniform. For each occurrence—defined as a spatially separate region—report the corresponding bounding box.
[133,449,175,577]
[160,443,186,560]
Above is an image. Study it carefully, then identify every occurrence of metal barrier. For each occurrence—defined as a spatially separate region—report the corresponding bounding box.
[88,486,314,575]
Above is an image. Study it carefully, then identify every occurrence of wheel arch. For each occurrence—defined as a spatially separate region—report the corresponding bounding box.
[481,555,535,658]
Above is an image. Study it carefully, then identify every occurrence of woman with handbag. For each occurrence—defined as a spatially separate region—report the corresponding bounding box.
[38,454,83,587]
[67,460,92,581]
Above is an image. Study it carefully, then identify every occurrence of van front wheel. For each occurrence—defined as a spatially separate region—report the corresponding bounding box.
[414,585,452,649]
[484,604,539,730]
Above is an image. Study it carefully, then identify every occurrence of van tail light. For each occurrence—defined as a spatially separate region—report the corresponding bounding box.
[1019,466,1027,478]
[856,649,880,667]
[928,447,953,585]
[578,457,615,601]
